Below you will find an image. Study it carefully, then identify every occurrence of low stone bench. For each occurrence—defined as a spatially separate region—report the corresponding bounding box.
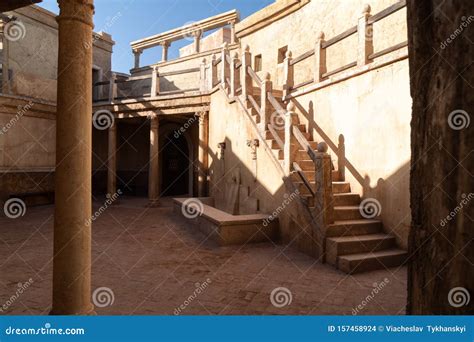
[173,197,279,246]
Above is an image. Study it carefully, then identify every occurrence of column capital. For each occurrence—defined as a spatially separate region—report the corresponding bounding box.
[159,41,170,48]
[191,30,203,39]
[133,49,143,55]
[197,111,208,125]
[57,0,94,27]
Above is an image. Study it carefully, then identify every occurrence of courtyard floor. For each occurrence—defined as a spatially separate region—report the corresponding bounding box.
[0,197,407,315]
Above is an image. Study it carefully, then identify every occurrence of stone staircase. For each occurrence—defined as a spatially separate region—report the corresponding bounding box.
[247,92,407,274]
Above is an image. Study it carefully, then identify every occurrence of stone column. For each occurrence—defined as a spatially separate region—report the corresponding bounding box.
[0,19,10,94]
[192,31,202,54]
[51,0,95,316]
[133,49,142,69]
[160,41,169,62]
[229,21,236,44]
[197,111,209,197]
[148,114,160,206]
[357,4,373,66]
[107,121,117,197]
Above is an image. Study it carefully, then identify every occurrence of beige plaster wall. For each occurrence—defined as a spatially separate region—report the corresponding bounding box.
[238,0,407,88]
[179,27,231,57]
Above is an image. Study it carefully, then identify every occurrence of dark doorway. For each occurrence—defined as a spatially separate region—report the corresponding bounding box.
[161,133,190,196]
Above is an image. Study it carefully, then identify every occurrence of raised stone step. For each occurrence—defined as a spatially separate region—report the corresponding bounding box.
[326,233,396,265]
[332,182,351,194]
[333,193,360,206]
[326,219,383,237]
[337,249,408,274]
[334,205,363,220]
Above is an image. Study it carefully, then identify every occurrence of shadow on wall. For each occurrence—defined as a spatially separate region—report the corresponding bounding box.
[292,99,411,248]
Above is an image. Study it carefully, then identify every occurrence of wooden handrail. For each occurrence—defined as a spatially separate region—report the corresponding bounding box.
[160,67,200,77]
[213,56,222,66]
[225,53,232,65]
[369,40,408,60]
[268,123,284,150]
[235,61,242,69]
[368,0,406,24]
[290,49,315,66]
[321,25,357,49]
[291,79,314,91]
[247,94,261,115]
[293,162,315,197]
[267,92,284,113]
[322,61,357,78]
[247,66,262,85]
[292,126,318,163]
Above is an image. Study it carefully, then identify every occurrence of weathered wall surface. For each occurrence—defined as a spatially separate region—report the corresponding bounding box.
[407,0,474,314]
[237,0,407,87]
[292,59,412,248]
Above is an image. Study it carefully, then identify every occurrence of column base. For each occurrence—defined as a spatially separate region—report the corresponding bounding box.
[147,199,160,208]
[50,303,96,316]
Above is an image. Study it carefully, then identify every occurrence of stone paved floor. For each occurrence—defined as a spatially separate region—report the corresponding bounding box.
[0,197,407,315]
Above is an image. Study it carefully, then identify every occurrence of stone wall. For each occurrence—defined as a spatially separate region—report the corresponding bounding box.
[179,27,231,58]
[407,0,474,314]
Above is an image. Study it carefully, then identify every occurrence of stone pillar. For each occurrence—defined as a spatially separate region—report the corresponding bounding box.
[51,0,95,316]
[314,32,326,83]
[241,45,252,106]
[148,114,160,206]
[260,72,272,132]
[197,111,209,197]
[133,49,142,69]
[230,52,239,97]
[150,66,159,97]
[107,121,117,197]
[283,51,293,98]
[284,103,299,175]
[357,4,373,66]
[229,21,236,44]
[0,19,10,94]
[220,42,229,88]
[160,41,169,62]
[192,31,202,54]
[209,54,218,89]
[108,72,117,102]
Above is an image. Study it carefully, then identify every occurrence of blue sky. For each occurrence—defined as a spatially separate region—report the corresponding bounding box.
[39,0,274,73]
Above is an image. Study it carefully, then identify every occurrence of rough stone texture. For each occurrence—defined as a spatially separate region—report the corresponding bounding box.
[0,198,407,315]
[407,1,474,314]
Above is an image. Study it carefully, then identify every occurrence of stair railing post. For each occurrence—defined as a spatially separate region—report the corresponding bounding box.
[230,52,239,98]
[357,4,373,66]
[284,103,299,176]
[150,66,159,97]
[283,50,293,98]
[108,72,117,102]
[209,54,218,89]
[260,72,273,132]
[220,42,230,90]
[337,134,346,181]
[200,58,207,92]
[314,32,326,83]
[241,45,252,106]
[314,142,334,230]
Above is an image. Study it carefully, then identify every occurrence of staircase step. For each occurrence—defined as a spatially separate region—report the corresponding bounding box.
[326,219,383,237]
[332,170,341,181]
[291,171,315,182]
[300,194,314,207]
[333,193,360,206]
[294,182,314,195]
[272,149,284,160]
[265,130,284,140]
[338,249,408,274]
[332,182,351,194]
[326,233,396,265]
[297,160,315,170]
[266,139,283,149]
[334,205,363,220]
